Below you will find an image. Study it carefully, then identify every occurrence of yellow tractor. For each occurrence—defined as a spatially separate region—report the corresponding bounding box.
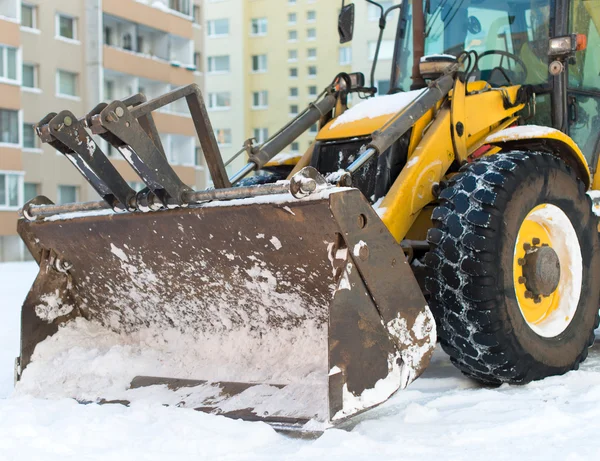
[14,0,600,432]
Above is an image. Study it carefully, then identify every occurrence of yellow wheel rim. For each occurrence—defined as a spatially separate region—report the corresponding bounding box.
[513,204,582,337]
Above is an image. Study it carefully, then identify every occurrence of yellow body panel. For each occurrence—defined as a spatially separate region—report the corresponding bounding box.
[378,107,455,242]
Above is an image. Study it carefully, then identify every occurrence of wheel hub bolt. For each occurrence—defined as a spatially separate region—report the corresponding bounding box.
[524,290,534,299]
[518,258,526,266]
[532,237,541,245]
[523,242,532,251]
[518,276,526,284]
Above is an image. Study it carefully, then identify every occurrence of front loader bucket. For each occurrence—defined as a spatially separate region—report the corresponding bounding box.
[15,188,435,432]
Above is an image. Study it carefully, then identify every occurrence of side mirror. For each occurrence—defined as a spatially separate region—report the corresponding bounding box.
[338,4,355,44]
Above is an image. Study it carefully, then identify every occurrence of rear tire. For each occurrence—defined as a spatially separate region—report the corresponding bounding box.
[424,152,600,384]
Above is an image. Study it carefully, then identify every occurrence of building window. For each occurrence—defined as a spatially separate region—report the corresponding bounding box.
[104,80,114,100]
[307,11,316,22]
[251,54,267,72]
[291,142,299,153]
[289,87,298,98]
[207,55,230,73]
[309,123,318,134]
[208,92,231,110]
[288,30,297,41]
[193,4,201,24]
[24,182,39,202]
[57,70,78,97]
[308,85,318,97]
[368,1,394,21]
[253,128,268,144]
[307,48,317,60]
[23,123,37,149]
[207,18,229,37]
[22,63,37,89]
[194,52,201,71]
[307,28,316,40]
[289,67,298,78]
[252,90,268,109]
[122,33,132,51]
[0,109,19,145]
[251,18,267,36]
[168,0,191,16]
[288,12,297,25]
[368,40,395,60]
[339,47,352,65]
[56,14,77,40]
[0,173,22,208]
[21,3,37,29]
[308,66,317,78]
[214,128,232,146]
[57,185,78,205]
[289,104,299,116]
[160,133,195,165]
[288,0,297,4]
[0,45,18,83]
[103,27,113,46]
[288,49,298,62]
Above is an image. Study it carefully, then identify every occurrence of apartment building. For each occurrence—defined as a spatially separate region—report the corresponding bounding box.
[203,0,352,175]
[202,0,401,176]
[0,0,204,261]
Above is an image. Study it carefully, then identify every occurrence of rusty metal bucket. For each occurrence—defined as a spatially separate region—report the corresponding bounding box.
[15,188,435,432]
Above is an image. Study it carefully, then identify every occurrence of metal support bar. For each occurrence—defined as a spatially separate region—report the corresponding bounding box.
[91,100,193,206]
[35,110,136,210]
[229,92,338,185]
[128,84,230,188]
[23,167,329,220]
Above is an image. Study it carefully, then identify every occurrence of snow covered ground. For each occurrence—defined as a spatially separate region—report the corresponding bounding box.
[1,261,600,460]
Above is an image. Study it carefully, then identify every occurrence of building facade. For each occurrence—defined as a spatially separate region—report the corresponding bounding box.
[202,0,401,176]
[0,0,205,261]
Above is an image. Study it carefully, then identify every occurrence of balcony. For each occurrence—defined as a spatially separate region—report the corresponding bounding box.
[0,0,18,22]
[103,14,196,84]
[103,0,193,38]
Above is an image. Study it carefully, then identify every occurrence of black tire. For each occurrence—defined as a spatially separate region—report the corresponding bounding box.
[424,152,600,384]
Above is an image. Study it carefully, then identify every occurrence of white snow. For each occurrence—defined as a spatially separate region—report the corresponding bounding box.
[485,125,559,143]
[588,190,600,216]
[34,290,74,322]
[267,152,302,164]
[352,240,367,258]
[269,236,282,250]
[2,262,600,459]
[110,243,129,262]
[329,89,426,129]
[44,209,115,222]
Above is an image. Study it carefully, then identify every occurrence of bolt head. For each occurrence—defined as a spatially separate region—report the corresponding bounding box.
[524,290,533,299]
[518,258,526,266]
[115,107,125,117]
[532,237,541,246]
[518,276,526,284]
[534,296,542,304]
[523,242,531,251]
[64,116,73,127]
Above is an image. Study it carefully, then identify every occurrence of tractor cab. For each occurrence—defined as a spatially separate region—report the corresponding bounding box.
[359,0,600,170]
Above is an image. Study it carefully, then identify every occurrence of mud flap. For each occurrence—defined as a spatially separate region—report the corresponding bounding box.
[16,188,435,431]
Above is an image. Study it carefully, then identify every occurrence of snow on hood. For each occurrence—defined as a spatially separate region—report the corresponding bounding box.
[329,89,426,129]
